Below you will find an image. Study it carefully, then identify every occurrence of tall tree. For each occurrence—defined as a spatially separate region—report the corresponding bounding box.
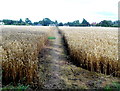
[73,20,80,26]
[58,22,63,26]
[112,20,120,27]
[54,20,58,26]
[19,19,23,23]
[25,18,32,25]
[42,18,53,26]
[99,20,113,27]
[18,19,25,25]
[2,19,14,25]
[81,18,90,26]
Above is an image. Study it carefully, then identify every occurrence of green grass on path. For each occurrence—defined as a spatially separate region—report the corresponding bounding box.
[48,37,56,39]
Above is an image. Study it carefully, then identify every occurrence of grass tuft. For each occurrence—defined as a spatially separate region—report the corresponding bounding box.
[48,37,56,39]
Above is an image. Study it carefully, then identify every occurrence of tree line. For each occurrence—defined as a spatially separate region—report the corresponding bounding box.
[0,18,119,27]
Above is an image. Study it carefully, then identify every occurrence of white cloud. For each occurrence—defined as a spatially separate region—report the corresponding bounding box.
[0,0,119,23]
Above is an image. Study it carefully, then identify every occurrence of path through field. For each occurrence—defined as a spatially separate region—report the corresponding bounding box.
[38,27,120,89]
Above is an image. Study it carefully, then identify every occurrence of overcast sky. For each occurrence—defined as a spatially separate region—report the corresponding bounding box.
[0,0,119,23]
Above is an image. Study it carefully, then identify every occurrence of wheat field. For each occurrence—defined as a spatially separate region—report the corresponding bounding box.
[1,26,120,89]
[1,26,50,84]
[59,27,120,77]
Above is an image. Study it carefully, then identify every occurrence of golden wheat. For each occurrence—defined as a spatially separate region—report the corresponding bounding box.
[59,27,119,77]
[1,26,50,84]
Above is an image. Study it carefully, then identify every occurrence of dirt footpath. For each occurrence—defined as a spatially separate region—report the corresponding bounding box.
[38,27,120,89]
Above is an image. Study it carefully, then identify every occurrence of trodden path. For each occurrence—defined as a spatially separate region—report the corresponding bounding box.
[38,27,69,89]
[37,27,120,89]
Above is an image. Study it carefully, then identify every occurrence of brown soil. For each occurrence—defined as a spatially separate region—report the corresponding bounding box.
[37,27,120,90]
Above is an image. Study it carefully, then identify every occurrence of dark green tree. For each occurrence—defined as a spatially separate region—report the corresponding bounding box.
[54,20,58,26]
[41,18,53,26]
[58,22,63,26]
[99,20,113,27]
[113,20,120,27]
[19,19,23,23]
[72,20,80,26]
[33,22,39,25]
[2,19,14,25]
[25,18,32,25]
[18,19,25,25]
[81,18,90,26]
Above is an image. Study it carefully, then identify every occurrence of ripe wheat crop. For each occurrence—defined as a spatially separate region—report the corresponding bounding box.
[59,27,120,77]
[1,26,50,84]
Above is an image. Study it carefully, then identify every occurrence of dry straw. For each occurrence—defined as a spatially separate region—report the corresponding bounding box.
[60,27,120,77]
[1,26,50,84]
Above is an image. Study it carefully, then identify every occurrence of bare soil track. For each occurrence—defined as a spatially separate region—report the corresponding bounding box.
[37,27,120,90]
